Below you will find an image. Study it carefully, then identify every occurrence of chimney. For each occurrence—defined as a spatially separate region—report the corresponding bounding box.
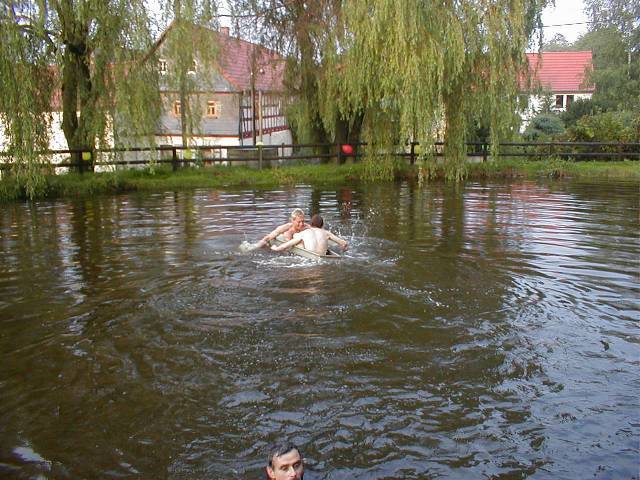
[220,27,230,36]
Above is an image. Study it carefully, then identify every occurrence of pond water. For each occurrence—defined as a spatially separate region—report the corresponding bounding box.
[0,179,638,479]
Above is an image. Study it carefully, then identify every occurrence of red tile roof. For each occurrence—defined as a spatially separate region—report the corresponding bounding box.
[525,51,594,93]
[217,33,285,91]
[153,22,286,92]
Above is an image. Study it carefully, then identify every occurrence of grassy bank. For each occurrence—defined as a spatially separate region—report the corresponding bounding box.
[462,158,640,181]
[1,159,638,202]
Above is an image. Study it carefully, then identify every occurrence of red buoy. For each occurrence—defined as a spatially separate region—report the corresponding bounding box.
[341,144,354,155]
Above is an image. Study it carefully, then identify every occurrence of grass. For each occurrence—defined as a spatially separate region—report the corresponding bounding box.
[0,158,638,202]
[465,158,640,180]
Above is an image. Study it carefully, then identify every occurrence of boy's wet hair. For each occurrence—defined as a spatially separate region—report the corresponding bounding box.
[311,214,323,228]
[267,442,301,467]
[290,208,305,220]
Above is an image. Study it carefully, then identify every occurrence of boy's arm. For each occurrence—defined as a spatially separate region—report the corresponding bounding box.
[271,236,303,252]
[256,222,291,248]
[327,231,348,251]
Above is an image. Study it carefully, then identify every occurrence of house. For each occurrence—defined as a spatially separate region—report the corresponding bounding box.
[152,25,292,156]
[1,25,291,167]
[521,51,594,127]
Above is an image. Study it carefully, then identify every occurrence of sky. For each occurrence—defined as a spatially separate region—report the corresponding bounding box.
[156,0,592,46]
[540,0,590,43]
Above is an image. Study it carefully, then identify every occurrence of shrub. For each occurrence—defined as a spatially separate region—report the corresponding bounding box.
[560,98,602,128]
[566,111,639,142]
[524,113,565,140]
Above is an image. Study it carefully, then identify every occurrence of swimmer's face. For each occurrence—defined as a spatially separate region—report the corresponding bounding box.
[291,215,305,232]
[267,449,304,480]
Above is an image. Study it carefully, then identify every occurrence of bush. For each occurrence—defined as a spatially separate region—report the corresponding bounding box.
[560,98,603,128]
[524,113,565,140]
[566,111,639,142]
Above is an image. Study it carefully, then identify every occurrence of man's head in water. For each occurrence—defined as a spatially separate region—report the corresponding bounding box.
[266,442,304,480]
[310,214,323,228]
[290,208,306,233]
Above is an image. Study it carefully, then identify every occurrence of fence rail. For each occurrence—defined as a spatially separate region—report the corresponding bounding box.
[1,141,638,172]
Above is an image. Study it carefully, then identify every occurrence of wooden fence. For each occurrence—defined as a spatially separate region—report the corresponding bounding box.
[0,141,638,172]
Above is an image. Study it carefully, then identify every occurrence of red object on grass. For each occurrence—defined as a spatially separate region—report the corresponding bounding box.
[341,144,354,155]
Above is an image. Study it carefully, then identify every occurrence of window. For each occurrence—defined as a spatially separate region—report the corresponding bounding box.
[555,95,564,109]
[159,59,168,75]
[566,95,574,108]
[174,100,181,116]
[207,100,220,117]
[187,60,198,75]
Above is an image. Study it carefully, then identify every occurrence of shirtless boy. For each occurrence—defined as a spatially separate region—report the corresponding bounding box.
[253,208,308,249]
[270,214,348,255]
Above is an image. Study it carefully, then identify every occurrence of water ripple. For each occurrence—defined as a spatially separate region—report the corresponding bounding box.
[0,180,638,479]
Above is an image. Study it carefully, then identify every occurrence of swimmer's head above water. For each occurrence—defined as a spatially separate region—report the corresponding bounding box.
[266,442,304,480]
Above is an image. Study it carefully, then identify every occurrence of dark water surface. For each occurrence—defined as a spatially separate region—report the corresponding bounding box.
[0,180,638,479]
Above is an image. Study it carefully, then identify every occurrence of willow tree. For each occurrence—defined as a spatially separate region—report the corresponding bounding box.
[323,0,549,180]
[232,0,547,180]
[0,0,219,198]
[228,0,362,146]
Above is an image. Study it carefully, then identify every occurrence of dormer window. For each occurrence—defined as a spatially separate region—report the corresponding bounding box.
[188,60,198,75]
[159,59,168,75]
[174,100,181,116]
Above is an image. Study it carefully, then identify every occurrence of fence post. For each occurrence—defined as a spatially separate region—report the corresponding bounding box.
[410,142,416,165]
[172,147,178,172]
[618,141,623,160]
[337,143,343,164]
[257,142,263,169]
[80,151,93,173]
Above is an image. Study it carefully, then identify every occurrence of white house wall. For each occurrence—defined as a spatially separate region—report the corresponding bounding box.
[0,112,116,172]
[521,92,593,130]
[0,112,66,159]
[159,92,241,138]
[242,128,292,153]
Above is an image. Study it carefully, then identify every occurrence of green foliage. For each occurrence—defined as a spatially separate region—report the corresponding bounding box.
[466,157,640,180]
[335,0,548,181]
[231,0,550,182]
[574,15,639,111]
[3,159,637,202]
[583,0,639,34]
[0,163,367,201]
[0,5,56,199]
[566,111,640,142]
[0,0,221,199]
[536,91,557,114]
[524,113,565,140]
[543,33,573,51]
[560,98,603,127]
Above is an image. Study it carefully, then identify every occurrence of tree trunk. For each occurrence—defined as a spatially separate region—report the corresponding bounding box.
[59,10,95,172]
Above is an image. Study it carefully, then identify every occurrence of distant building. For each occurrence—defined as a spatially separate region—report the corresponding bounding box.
[153,25,292,154]
[1,25,291,166]
[521,51,594,127]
